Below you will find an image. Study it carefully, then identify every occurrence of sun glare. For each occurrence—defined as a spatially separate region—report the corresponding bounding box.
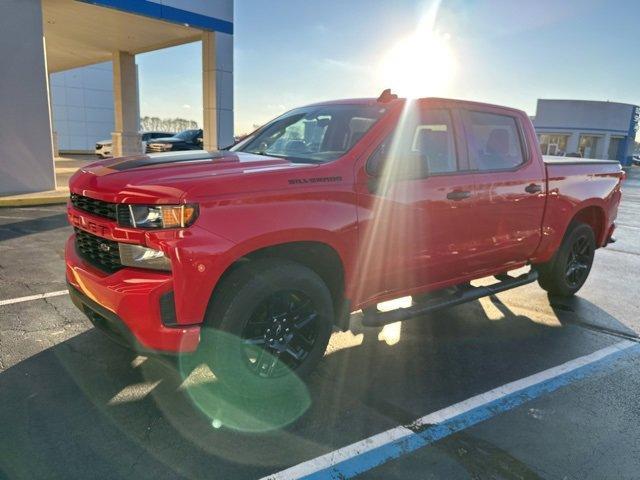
[378,1,456,98]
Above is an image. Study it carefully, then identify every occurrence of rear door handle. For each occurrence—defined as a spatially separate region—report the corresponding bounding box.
[525,183,542,194]
[446,190,472,201]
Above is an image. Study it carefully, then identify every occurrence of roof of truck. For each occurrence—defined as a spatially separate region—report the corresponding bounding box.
[303,96,528,116]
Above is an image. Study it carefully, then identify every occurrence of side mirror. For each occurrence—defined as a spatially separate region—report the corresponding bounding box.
[196,137,203,145]
[367,142,390,177]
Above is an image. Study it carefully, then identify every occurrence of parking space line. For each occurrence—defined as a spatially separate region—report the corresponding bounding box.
[263,340,639,480]
[0,290,68,306]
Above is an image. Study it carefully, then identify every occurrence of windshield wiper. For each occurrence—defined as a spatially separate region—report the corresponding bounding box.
[240,150,325,164]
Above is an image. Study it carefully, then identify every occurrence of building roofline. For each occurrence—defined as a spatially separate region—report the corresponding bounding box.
[537,98,639,109]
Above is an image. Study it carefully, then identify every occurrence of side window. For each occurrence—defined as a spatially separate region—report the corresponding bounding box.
[366,108,458,178]
[410,110,457,174]
[465,111,525,171]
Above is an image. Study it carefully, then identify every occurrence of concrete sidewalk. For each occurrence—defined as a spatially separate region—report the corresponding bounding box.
[0,155,94,207]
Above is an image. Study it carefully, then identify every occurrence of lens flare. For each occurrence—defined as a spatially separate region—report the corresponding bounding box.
[378,0,456,98]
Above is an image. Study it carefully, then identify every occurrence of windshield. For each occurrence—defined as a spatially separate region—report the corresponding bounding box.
[231,104,387,163]
[175,129,198,140]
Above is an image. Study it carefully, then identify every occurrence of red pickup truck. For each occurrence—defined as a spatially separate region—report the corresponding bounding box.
[66,93,623,390]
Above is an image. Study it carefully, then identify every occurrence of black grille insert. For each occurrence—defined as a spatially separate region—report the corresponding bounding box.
[74,227,122,273]
[70,194,117,221]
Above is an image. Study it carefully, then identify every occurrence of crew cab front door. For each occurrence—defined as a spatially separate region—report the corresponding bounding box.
[354,101,477,303]
[460,108,546,274]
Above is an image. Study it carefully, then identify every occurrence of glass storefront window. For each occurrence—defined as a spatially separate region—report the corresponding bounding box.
[578,135,600,158]
[538,134,569,156]
[607,136,624,160]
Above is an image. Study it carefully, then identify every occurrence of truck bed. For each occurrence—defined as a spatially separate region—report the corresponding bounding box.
[538,155,624,259]
[543,155,620,166]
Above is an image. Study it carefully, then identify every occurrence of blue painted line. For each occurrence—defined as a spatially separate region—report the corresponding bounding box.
[77,0,233,34]
[302,343,640,480]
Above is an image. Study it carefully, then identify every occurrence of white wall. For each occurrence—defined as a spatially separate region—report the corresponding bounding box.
[535,100,633,133]
[0,0,55,195]
[50,62,115,152]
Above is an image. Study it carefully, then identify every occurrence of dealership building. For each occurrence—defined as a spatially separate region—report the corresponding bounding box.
[50,62,117,154]
[533,99,639,165]
[0,0,233,196]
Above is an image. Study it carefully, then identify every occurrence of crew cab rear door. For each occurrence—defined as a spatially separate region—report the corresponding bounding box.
[461,107,546,274]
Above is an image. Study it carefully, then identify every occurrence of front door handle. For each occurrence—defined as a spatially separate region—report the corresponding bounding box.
[446,190,471,201]
[525,183,542,194]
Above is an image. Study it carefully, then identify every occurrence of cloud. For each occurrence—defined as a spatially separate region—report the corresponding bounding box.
[318,58,373,74]
[182,104,192,109]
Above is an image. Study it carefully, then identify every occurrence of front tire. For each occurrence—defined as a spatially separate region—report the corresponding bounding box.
[536,222,596,297]
[201,259,334,396]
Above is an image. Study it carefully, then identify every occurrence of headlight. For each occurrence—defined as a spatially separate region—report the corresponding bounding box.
[119,243,171,271]
[122,204,198,229]
[150,143,172,151]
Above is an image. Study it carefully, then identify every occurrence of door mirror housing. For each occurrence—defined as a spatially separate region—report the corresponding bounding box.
[367,147,429,180]
[367,138,392,177]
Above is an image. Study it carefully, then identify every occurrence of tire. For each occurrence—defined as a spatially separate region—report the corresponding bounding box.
[199,258,334,396]
[536,221,596,297]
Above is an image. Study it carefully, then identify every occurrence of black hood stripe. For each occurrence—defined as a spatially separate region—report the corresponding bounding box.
[107,151,226,171]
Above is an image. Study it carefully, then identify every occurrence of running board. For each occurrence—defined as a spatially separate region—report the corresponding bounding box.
[362,270,539,327]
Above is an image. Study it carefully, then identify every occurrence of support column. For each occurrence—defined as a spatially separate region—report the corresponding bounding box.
[112,51,141,157]
[0,0,55,195]
[203,31,234,151]
[601,133,611,159]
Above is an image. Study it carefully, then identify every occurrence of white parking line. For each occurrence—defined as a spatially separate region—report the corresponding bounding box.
[0,290,69,306]
[263,340,638,480]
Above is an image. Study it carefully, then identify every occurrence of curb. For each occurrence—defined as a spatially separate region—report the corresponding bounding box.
[0,195,68,208]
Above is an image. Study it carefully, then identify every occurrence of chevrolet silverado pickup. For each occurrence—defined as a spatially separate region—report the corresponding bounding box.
[66,92,624,391]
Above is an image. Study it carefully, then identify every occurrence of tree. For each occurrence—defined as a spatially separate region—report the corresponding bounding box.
[140,116,199,133]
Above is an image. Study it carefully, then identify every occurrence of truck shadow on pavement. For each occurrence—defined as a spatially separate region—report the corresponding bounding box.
[0,295,630,480]
[0,213,69,242]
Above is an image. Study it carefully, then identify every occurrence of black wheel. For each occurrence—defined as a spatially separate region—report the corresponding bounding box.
[536,222,596,297]
[200,259,333,395]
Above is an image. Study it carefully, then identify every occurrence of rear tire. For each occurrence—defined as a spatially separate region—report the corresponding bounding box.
[200,259,334,396]
[536,222,596,297]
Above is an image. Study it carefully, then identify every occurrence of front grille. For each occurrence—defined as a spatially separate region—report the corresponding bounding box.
[117,205,133,227]
[70,193,117,221]
[74,227,122,273]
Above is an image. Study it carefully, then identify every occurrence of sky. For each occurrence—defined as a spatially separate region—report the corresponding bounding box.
[137,0,640,136]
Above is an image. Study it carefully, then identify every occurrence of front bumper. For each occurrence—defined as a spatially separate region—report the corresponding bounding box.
[65,236,200,353]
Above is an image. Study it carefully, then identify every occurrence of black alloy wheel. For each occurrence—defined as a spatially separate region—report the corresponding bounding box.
[565,234,594,288]
[241,290,320,378]
[537,221,596,297]
[200,258,334,396]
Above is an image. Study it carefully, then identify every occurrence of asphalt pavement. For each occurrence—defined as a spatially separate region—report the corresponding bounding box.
[1,168,639,479]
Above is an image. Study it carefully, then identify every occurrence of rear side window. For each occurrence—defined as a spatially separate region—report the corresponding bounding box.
[464,111,525,171]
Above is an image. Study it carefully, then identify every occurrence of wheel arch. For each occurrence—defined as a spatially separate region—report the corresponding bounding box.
[208,238,349,330]
[570,203,607,246]
[532,199,608,265]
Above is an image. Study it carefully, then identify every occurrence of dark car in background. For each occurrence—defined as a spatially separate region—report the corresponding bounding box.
[146,129,203,152]
[95,131,174,158]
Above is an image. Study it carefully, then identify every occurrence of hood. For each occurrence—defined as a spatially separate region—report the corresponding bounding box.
[69,150,315,204]
[148,136,183,144]
[96,139,112,146]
